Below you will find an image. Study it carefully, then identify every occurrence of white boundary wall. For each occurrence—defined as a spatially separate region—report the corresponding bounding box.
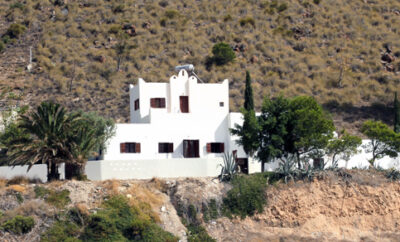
[85,158,224,181]
[0,164,65,182]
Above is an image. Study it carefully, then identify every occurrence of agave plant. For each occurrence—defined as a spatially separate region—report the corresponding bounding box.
[218,152,238,182]
[276,154,297,184]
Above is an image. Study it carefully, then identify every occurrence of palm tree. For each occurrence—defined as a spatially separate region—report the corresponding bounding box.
[6,102,79,181]
[65,124,98,179]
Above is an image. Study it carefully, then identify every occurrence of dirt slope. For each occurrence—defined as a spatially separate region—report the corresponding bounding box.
[1,172,400,241]
[207,171,400,241]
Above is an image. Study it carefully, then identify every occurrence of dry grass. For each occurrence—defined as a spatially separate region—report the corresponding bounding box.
[1,200,54,222]
[102,179,121,195]
[0,0,399,131]
[7,184,26,193]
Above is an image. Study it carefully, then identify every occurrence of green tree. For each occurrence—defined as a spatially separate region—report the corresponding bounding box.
[211,42,235,66]
[65,111,115,179]
[5,102,78,181]
[326,131,362,168]
[231,109,259,156]
[231,71,259,158]
[394,92,400,133]
[3,102,115,181]
[257,96,290,171]
[360,120,400,167]
[244,71,254,111]
[286,96,335,168]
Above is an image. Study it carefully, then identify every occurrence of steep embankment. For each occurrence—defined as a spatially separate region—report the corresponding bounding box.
[0,0,400,131]
[206,171,400,241]
[0,171,400,241]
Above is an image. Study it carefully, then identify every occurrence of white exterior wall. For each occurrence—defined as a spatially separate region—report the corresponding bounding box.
[85,158,224,181]
[0,164,65,182]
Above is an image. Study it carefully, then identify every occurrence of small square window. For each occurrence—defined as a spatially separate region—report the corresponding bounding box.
[134,99,140,110]
[219,102,224,107]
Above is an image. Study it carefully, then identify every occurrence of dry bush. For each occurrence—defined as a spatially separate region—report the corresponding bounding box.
[7,176,30,185]
[0,178,7,189]
[7,184,26,193]
[102,179,121,195]
[0,0,399,130]
[149,177,168,193]
[1,200,54,222]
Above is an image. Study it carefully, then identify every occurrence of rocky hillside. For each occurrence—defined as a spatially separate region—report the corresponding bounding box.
[0,170,400,241]
[0,0,399,130]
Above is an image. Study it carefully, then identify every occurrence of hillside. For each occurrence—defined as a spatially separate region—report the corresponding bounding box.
[0,0,399,130]
[0,170,399,241]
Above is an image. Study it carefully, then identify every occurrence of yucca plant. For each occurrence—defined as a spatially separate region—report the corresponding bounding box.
[218,152,238,182]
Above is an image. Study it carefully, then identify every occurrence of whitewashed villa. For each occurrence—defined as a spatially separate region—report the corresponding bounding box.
[0,67,399,181]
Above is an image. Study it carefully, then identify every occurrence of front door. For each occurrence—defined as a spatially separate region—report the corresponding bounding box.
[180,96,189,113]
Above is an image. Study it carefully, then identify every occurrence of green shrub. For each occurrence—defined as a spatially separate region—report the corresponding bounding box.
[34,186,50,198]
[165,10,179,19]
[222,175,267,218]
[9,2,25,10]
[5,23,27,39]
[202,199,219,223]
[137,223,178,242]
[45,189,71,208]
[81,213,125,242]
[313,0,322,4]
[223,14,232,22]
[2,215,35,234]
[15,192,24,204]
[41,221,81,242]
[239,17,255,27]
[386,169,400,181]
[1,35,10,44]
[277,3,288,12]
[187,224,215,242]
[112,4,124,13]
[211,42,235,66]
[82,195,177,241]
[0,41,4,52]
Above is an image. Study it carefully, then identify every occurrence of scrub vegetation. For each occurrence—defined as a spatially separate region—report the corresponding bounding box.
[0,0,399,130]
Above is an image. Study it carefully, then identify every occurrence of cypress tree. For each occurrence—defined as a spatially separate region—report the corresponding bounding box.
[394,92,400,133]
[244,71,254,111]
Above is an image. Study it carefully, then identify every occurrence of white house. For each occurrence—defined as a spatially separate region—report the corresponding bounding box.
[92,68,260,180]
[1,68,399,182]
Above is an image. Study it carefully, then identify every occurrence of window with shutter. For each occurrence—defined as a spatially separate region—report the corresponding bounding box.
[159,142,173,153]
[209,142,225,153]
[120,142,140,153]
[206,143,211,153]
[150,98,166,108]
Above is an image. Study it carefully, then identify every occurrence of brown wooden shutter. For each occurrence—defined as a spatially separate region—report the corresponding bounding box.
[194,140,199,157]
[150,98,155,108]
[161,98,166,108]
[206,143,211,153]
[220,143,225,153]
[120,143,126,153]
[168,143,173,153]
[135,143,141,153]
